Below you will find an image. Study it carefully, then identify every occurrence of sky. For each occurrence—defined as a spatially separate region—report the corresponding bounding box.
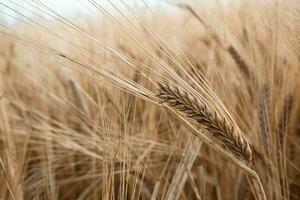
[0,0,232,25]
[0,0,167,24]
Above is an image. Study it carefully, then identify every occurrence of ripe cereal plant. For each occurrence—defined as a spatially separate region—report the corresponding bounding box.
[0,0,300,200]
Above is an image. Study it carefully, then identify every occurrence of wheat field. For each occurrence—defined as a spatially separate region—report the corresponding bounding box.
[0,0,300,199]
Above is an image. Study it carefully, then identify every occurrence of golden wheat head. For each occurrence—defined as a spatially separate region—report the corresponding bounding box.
[157,82,253,163]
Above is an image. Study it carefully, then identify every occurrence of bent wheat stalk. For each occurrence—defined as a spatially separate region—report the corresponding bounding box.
[157,82,266,200]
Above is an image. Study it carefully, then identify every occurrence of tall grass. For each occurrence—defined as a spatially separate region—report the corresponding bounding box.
[0,0,299,199]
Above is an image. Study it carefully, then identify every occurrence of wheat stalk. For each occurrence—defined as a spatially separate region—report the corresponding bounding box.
[277,94,294,198]
[277,94,294,150]
[165,138,203,200]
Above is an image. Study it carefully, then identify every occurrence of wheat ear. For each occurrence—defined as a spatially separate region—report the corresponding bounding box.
[227,46,250,79]
[157,82,266,200]
[157,83,252,162]
[157,83,266,200]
